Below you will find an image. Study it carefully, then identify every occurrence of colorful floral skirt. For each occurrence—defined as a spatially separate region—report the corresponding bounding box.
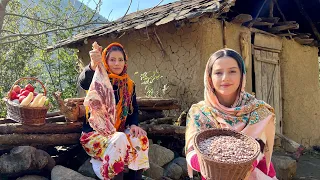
[80,130,149,180]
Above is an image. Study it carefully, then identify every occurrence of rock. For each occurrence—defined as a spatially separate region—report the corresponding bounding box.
[0,146,51,174]
[38,149,56,171]
[172,157,188,177]
[272,155,297,180]
[51,165,96,180]
[149,144,174,166]
[142,175,155,180]
[164,162,183,180]
[78,158,97,179]
[143,162,164,180]
[16,175,49,180]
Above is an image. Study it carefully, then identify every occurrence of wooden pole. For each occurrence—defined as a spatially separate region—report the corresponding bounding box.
[248,0,268,28]
[269,0,274,18]
[293,0,320,42]
[0,133,80,146]
[140,124,185,138]
[0,122,82,134]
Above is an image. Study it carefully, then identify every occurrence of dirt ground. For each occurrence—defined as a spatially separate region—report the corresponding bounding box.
[294,150,320,180]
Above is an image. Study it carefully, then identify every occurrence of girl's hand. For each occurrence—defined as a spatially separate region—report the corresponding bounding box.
[130,125,147,138]
[90,42,103,70]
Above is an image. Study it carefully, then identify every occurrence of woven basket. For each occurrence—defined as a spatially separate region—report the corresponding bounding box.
[4,77,48,126]
[193,128,260,180]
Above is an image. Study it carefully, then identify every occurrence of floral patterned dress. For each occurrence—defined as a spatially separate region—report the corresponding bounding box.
[80,130,149,180]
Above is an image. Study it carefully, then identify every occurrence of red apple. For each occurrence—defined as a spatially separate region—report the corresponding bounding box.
[20,89,24,94]
[12,85,21,93]
[25,84,34,92]
[21,90,30,97]
[9,91,18,100]
[19,95,26,103]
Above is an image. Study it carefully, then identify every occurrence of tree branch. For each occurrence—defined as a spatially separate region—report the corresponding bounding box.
[4,13,64,26]
[1,0,103,43]
[143,0,164,15]
[0,0,11,38]
[120,0,132,22]
[0,22,91,41]
[293,0,320,42]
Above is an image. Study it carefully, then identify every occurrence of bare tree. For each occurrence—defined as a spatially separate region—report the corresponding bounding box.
[0,0,105,46]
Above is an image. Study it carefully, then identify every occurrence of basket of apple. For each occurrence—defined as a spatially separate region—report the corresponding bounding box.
[3,77,49,126]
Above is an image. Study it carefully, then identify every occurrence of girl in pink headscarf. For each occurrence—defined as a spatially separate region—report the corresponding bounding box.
[185,48,277,179]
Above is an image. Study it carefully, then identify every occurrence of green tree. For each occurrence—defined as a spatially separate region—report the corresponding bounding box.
[0,0,104,117]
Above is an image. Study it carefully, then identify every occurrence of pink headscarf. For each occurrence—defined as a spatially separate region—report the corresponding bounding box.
[185,48,276,173]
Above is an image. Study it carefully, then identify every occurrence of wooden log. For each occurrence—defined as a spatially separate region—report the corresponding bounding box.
[269,23,299,32]
[274,21,296,26]
[46,111,61,117]
[0,133,80,146]
[136,97,178,107]
[46,115,66,123]
[140,124,185,138]
[0,115,66,125]
[276,33,297,37]
[139,104,180,110]
[294,33,311,39]
[260,17,280,23]
[139,110,164,122]
[0,119,16,124]
[231,14,252,24]
[252,21,274,27]
[276,132,305,160]
[140,117,174,125]
[250,28,278,37]
[294,37,314,45]
[0,122,82,134]
[293,0,320,42]
[63,96,180,108]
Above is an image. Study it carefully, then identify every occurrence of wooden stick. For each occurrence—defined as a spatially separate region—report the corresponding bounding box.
[0,133,80,146]
[248,0,268,28]
[273,0,293,39]
[139,104,180,110]
[231,14,252,24]
[269,23,299,32]
[136,97,178,107]
[293,0,320,41]
[269,0,274,18]
[46,111,61,117]
[46,115,66,123]
[0,122,82,134]
[140,124,185,138]
[222,19,227,48]
[140,117,174,125]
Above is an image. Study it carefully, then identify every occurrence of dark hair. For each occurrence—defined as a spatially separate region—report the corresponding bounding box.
[207,49,246,92]
[207,48,245,77]
[106,45,127,61]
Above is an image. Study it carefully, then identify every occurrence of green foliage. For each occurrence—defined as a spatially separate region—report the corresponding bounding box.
[136,70,169,97]
[0,0,101,117]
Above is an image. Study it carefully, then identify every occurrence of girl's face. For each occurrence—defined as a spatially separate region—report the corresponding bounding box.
[107,51,125,75]
[211,56,241,99]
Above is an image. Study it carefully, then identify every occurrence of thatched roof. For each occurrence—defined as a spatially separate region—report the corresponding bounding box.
[46,0,235,51]
[47,0,320,51]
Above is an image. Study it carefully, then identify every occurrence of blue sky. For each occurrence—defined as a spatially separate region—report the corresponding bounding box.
[85,0,178,21]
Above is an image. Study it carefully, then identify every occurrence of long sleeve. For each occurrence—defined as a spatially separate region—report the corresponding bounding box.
[78,64,95,90]
[125,86,139,127]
